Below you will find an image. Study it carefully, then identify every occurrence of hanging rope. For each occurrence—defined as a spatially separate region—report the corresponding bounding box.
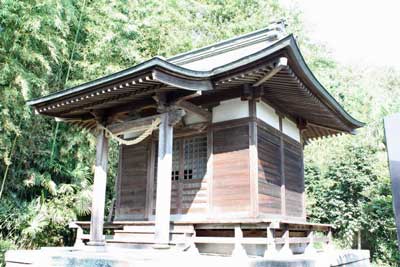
[98,118,161,146]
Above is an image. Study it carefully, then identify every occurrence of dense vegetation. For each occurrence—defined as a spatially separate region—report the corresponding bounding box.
[0,0,398,266]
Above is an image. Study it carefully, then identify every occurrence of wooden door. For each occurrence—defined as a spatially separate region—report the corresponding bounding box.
[153,135,208,216]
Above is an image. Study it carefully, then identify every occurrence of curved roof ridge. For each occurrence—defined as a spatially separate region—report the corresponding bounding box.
[27,33,363,130]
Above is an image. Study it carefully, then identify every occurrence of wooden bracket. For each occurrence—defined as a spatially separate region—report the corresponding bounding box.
[173,100,211,122]
[253,87,264,101]
[297,118,308,134]
[241,84,264,102]
[168,109,186,126]
[241,84,253,100]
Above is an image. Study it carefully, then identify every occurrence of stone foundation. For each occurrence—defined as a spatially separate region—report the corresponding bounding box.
[6,247,370,267]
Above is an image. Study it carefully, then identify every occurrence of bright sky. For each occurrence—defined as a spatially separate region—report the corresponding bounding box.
[281,0,400,68]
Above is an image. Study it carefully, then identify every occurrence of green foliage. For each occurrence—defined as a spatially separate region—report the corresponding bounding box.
[306,145,379,244]
[305,65,400,265]
[0,0,303,265]
[0,0,398,266]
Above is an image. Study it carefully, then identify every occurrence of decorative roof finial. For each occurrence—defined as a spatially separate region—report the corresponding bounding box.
[267,19,287,40]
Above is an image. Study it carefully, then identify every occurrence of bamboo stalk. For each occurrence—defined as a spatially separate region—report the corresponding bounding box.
[0,132,19,199]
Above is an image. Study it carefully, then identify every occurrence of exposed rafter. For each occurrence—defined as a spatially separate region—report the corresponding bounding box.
[253,57,288,87]
[27,33,363,141]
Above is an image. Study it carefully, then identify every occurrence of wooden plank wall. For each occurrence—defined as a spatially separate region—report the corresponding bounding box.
[257,121,304,218]
[283,136,304,217]
[212,123,251,214]
[257,125,282,214]
[179,179,208,214]
[151,137,209,216]
[114,118,304,221]
[114,141,149,220]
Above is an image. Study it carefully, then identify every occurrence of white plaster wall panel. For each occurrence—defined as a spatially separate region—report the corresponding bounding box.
[212,98,249,123]
[183,112,206,125]
[256,102,279,130]
[282,117,300,142]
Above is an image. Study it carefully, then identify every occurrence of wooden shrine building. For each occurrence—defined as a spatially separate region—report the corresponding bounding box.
[27,22,363,256]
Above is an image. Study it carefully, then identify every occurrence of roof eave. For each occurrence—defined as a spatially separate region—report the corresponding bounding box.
[27,57,214,107]
[282,36,364,129]
[27,34,364,133]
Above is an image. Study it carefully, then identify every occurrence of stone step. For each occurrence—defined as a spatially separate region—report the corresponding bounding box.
[122,224,194,233]
[108,237,155,244]
[111,232,190,245]
[115,232,188,240]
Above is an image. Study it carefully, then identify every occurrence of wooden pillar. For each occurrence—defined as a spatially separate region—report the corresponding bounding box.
[249,98,259,217]
[279,117,286,216]
[279,225,292,256]
[304,229,317,255]
[264,227,278,257]
[154,112,174,247]
[185,229,199,255]
[88,128,109,245]
[206,127,214,216]
[324,227,334,251]
[232,225,247,257]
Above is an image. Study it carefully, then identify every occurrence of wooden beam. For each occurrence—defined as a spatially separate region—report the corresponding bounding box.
[107,114,161,136]
[279,117,286,217]
[174,100,211,121]
[154,112,174,247]
[88,128,109,246]
[114,146,123,221]
[173,90,202,102]
[253,57,288,87]
[105,98,157,116]
[152,69,213,91]
[207,128,214,217]
[248,99,258,218]
[145,141,156,219]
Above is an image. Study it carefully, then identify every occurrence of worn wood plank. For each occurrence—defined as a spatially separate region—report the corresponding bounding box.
[257,125,282,215]
[89,129,109,245]
[212,125,250,214]
[154,113,173,246]
[249,99,258,217]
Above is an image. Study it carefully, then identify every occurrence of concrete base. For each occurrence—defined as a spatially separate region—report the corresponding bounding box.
[5,247,370,267]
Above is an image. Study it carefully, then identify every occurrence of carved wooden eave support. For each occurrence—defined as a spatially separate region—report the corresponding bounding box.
[173,100,211,122]
[253,57,288,87]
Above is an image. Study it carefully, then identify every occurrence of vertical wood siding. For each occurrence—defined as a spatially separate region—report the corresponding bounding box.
[257,126,282,214]
[114,141,149,220]
[283,136,304,217]
[212,125,251,213]
[257,121,304,218]
[152,136,209,216]
[114,119,304,221]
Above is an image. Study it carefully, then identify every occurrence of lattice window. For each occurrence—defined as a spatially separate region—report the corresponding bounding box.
[153,135,207,181]
[172,140,180,181]
[183,136,207,180]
